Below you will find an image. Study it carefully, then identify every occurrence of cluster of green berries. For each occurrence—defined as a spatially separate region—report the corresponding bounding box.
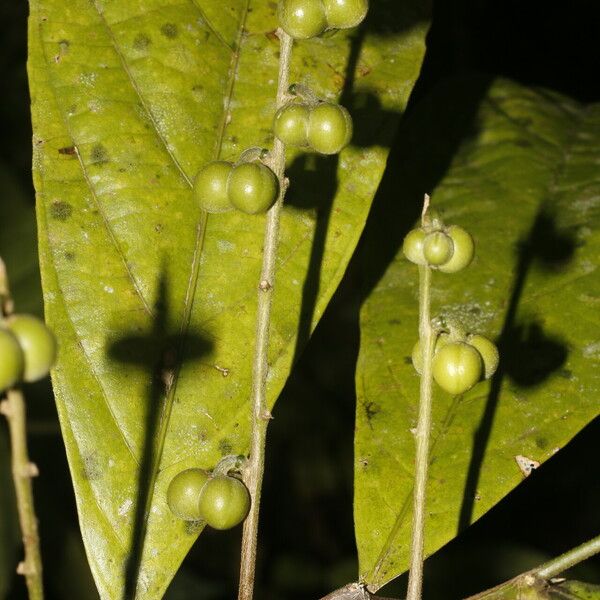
[279,0,369,39]
[274,100,352,155]
[194,158,279,215]
[0,315,57,392]
[167,468,250,530]
[412,331,499,395]
[403,223,475,273]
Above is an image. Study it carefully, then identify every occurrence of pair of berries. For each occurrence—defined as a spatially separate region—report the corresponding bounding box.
[193,159,279,215]
[167,469,251,530]
[274,101,353,155]
[403,225,475,273]
[279,0,369,39]
[412,332,499,395]
[0,314,57,392]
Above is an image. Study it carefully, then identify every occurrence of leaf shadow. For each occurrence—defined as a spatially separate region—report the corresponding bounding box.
[107,266,212,600]
[457,207,576,533]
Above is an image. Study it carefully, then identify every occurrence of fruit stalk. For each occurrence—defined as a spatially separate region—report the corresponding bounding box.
[407,198,435,600]
[0,259,44,600]
[237,28,293,600]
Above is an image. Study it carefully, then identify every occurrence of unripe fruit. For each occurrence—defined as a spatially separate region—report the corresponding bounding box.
[193,161,234,213]
[432,342,482,395]
[273,103,310,147]
[468,334,499,380]
[278,0,327,39]
[423,231,454,266]
[6,315,56,382]
[402,228,427,265]
[167,468,209,521]
[228,162,279,215]
[323,0,369,29]
[411,333,450,375]
[307,103,353,155]
[0,328,24,391]
[437,225,474,273]
[198,475,251,530]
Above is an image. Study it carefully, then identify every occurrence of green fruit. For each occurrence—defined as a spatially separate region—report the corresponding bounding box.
[402,228,427,265]
[6,315,56,383]
[228,162,279,215]
[423,231,454,266]
[432,342,482,395]
[167,468,209,521]
[468,334,499,380]
[0,328,24,391]
[323,0,369,29]
[273,103,310,147]
[193,161,234,214]
[411,333,450,375]
[278,0,327,39]
[198,475,251,530]
[437,225,474,273]
[306,102,353,155]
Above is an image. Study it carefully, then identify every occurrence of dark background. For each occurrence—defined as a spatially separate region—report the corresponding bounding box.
[1,1,600,598]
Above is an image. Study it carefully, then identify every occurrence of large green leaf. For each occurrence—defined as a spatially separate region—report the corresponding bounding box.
[355,78,600,590]
[27,0,430,596]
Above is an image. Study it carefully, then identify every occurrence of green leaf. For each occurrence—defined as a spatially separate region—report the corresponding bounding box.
[354,78,600,590]
[27,0,430,596]
[548,580,600,599]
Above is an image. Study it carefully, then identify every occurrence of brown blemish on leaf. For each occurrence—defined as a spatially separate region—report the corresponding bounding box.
[160,23,178,39]
[50,201,73,221]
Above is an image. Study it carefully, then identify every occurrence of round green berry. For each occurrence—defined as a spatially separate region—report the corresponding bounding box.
[0,328,24,392]
[193,161,234,214]
[273,103,310,147]
[432,342,482,395]
[468,334,499,380]
[323,0,369,29]
[411,333,450,375]
[437,225,474,273]
[228,162,279,215]
[423,231,454,266]
[307,102,353,155]
[198,475,251,530]
[167,468,209,521]
[402,228,427,265]
[6,315,56,383]
[278,0,327,39]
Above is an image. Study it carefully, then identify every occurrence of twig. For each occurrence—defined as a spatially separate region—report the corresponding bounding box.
[1,391,44,600]
[406,196,435,600]
[535,533,600,579]
[237,28,293,600]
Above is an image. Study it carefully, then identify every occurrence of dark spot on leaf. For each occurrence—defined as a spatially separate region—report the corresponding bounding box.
[403,356,412,365]
[50,201,73,221]
[218,439,233,456]
[64,251,76,261]
[184,520,203,535]
[363,401,380,425]
[133,33,151,51]
[58,146,76,156]
[90,143,109,165]
[469,306,482,314]
[388,318,401,325]
[160,23,178,39]
[535,437,549,449]
[154,224,163,233]
[82,453,102,481]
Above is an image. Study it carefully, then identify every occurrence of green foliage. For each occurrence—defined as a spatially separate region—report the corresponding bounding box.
[355,79,600,590]
[27,0,430,595]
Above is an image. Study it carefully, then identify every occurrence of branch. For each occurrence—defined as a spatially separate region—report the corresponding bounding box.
[237,28,294,600]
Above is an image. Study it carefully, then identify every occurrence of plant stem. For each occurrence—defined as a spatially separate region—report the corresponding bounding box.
[535,533,600,579]
[407,197,435,600]
[0,258,44,599]
[237,28,293,600]
[1,390,44,600]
